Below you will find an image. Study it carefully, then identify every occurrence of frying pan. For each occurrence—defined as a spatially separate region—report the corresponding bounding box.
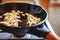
[0,2,49,38]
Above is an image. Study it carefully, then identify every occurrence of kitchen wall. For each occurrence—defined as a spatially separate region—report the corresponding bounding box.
[2,0,34,3]
[49,7,60,36]
[49,0,60,36]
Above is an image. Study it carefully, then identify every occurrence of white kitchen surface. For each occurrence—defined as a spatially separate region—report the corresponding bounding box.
[0,31,44,39]
[49,7,60,36]
[0,33,11,39]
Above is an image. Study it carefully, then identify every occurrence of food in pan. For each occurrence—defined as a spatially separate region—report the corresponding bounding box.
[25,13,41,26]
[0,10,41,28]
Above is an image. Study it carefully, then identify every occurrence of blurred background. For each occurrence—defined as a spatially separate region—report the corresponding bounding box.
[2,0,60,37]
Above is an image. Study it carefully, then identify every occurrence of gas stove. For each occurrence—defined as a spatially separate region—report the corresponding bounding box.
[0,1,56,39]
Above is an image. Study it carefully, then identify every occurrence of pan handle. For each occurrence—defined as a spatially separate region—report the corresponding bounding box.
[28,27,50,38]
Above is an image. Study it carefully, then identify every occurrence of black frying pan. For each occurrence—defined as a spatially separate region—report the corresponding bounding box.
[0,2,49,37]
